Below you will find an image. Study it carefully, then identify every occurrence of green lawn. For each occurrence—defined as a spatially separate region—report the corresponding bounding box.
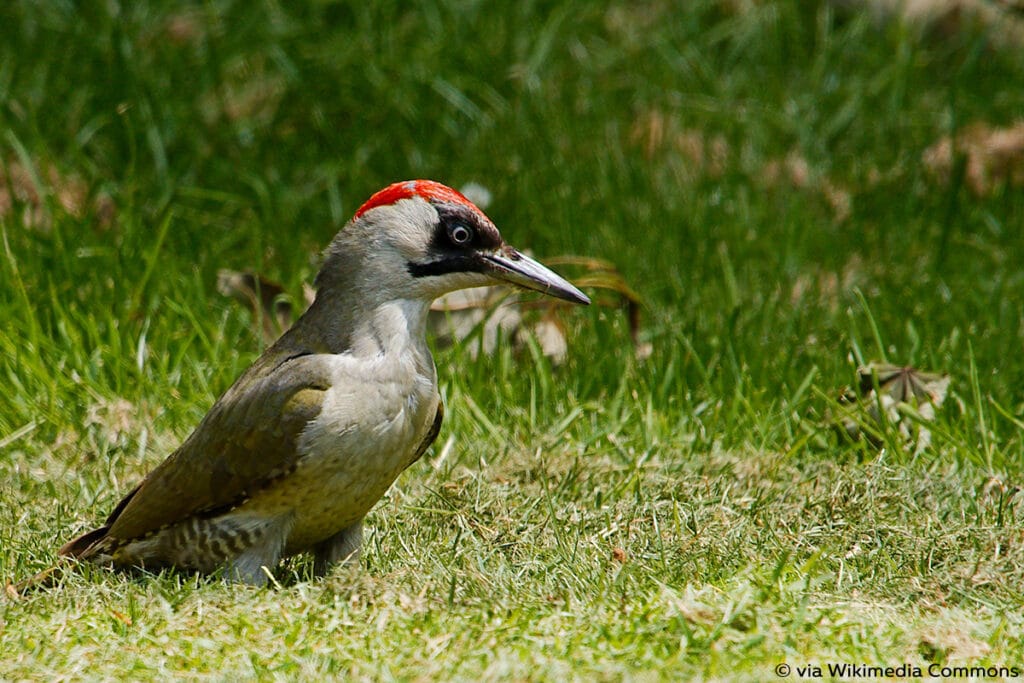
[2,1,1023,679]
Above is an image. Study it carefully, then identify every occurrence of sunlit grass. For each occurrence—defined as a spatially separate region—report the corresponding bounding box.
[2,0,1023,679]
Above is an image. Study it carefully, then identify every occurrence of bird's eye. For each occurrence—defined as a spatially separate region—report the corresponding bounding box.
[449,224,473,245]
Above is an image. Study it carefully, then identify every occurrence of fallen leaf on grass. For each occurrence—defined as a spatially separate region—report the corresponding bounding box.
[198,54,285,126]
[110,609,133,626]
[857,363,950,405]
[428,286,523,359]
[760,151,853,222]
[163,10,205,45]
[628,111,730,181]
[922,120,1024,196]
[0,159,115,231]
[829,362,950,453]
[428,253,647,364]
[216,269,302,344]
[85,397,139,449]
[917,622,991,662]
[220,254,646,363]
[846,0,1024,49]
[6,562,66,597]
[543,256,648,360]
[789,256,867,311]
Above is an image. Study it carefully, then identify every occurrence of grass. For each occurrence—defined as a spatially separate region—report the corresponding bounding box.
[2,0,1024,679]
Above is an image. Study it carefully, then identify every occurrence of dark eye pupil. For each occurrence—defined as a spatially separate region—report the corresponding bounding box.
[451,225,472,244]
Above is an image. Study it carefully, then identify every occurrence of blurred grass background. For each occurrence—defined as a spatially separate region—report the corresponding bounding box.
[2,0,1024,679]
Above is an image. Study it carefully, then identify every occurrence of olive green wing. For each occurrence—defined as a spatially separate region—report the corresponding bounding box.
[63,353,332,555]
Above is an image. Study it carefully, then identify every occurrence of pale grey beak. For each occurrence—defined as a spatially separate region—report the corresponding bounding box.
[482,247,590,305]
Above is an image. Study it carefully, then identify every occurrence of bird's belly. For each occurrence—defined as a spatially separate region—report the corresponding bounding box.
[247,382,439,554]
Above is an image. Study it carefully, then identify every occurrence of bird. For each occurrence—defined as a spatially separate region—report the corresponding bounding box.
[58,179,590,585]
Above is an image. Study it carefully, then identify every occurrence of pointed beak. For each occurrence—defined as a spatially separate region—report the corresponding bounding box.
[481,247,591,305]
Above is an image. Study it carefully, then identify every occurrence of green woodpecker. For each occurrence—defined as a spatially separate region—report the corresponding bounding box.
[60,180,589,585]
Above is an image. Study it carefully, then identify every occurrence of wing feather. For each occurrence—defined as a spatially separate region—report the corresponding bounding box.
[99,353,333,544]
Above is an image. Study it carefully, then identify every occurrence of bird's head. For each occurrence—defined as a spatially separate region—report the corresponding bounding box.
[317,180,590,306]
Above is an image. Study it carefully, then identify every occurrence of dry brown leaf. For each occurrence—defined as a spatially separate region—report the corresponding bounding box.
[436,255,646,362]
[829,362,950,453]
[923,120,1024,196]
[542,256,648,359]
[529,315,569,365]
[628,112,731,181]
[8,562,65,596]
[110,609,133,626]
[840,0,1024,48]
[164,10,205,45]
[789,256,866,311]
[822,180,852,223]
[429,286,522,358]
[198,54,285,126]
[604,4,670,44]
[760,152,854,222]
[85,397,137,448]
[857,363,950,405]
[0,159,114,230]
[917,622,991,661]
[216,269,297,344]
[219,254,643,363]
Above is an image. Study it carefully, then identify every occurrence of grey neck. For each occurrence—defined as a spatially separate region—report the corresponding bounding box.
[279,280,433,364]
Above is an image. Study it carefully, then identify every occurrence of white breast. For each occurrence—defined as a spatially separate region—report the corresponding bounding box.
[239,298,441,552]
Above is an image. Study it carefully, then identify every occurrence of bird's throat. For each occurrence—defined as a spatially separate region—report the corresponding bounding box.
[349,299,432,362]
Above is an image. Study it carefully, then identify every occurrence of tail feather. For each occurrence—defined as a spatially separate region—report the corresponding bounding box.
[6,527,113,597]
[58,526,110,558]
